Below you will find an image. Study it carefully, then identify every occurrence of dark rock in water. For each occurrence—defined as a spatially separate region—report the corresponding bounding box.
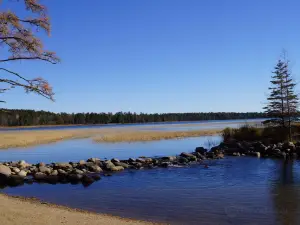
[136,158,146,163]
[232,152,240,157]
[72,169,84,175]
[160,162,169,168]
[194,152,206,160]
[104,174,112,177]
[90,174,101,181]
[45,175,59,184]
[283,142,296,152]
[210,146,220,153]
[132,162,143,169]
[178,157,189,164]
[87,158,101,163]
[7,175,24,186]
[82,175,94,184]
[195,147,207,154]
[34,172,47,180]
[68,174,83,182]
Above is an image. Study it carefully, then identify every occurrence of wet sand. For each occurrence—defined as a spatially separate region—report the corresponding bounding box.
[0,194,162,225]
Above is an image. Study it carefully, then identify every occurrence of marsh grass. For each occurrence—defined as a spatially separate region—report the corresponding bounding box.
[0,127,222,149]
[0,128,121,149]
[93,129,221,143]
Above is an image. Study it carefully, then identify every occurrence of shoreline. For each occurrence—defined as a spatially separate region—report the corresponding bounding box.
[0,118,263,129]
[0,193,162,225]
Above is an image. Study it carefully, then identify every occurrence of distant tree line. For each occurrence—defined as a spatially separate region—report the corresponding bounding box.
[0,109,267,127]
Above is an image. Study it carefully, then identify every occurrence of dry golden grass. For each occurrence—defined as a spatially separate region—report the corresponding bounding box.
[93,129,221,143]
[0,126,222,149]
[0,128,121,149]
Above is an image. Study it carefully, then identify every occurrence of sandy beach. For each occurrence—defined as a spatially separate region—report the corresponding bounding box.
[0,194,161,225]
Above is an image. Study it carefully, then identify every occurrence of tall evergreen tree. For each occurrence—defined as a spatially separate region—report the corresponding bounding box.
[264,57,299,141]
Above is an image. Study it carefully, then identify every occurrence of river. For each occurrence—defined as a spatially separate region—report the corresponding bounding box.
[2,119,299,224]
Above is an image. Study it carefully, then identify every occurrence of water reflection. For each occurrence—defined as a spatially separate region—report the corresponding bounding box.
[272,161,300,225]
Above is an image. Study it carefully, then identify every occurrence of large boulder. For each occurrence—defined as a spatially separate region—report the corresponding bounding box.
[103,161,115,170]
[0,165,11,178]
[161,156,177,162]
[18,170,27,177]
[34,172,47,180]
[87,165,102,173]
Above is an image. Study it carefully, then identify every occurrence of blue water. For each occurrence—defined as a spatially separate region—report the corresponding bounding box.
[0,136,222,163]
[0,118,264,131]
[2,119,299,224]
[3,157,300,225]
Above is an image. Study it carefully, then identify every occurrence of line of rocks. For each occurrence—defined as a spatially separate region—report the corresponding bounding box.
[210,140,300,159]
[0,148,224,188]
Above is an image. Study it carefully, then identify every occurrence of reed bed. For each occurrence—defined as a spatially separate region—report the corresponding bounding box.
[0,128,121,149]
[93,129,221,143]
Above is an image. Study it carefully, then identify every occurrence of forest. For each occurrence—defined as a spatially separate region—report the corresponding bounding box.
[0,108,267,127]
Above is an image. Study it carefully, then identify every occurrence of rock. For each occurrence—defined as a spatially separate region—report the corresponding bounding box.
[195,147,207,154]
[87,165,102,173]
[12,167,21,173]
[51,170,58,176]
[180,152,194,158]
[0,165,11,178]
[178,157,189,164]
[19,160,30,168]
[144,158,153,163]
[57,169,67,175]
[91,174,101,181]
[111,158,120,163]
[68,174,83,182]
[82,175,94,184]
[104,161,115,170]
[136,158,146,163]
[87,158,101,163]
[114,162,130,168]
[132,162,143,169]
[128,158,136,163]
[283,142,296,151]
[216,153,225,159]
[195,152,206,160]
[110,166,124,171]
[73,169,84,175]
[232,152,240,157]
[18,170,27,177]
[7,175,24,186]
[54,163,72,169]
[79,160,86,165]
[39,166,52,174]
[160,162,169,168]
[162,156,177,162]
[38,162,46,167]
[34,172,47,180]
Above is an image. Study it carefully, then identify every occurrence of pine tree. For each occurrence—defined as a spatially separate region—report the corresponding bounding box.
[264,57,299,141]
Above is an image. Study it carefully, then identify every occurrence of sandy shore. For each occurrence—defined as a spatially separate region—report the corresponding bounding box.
[0,194,161,225]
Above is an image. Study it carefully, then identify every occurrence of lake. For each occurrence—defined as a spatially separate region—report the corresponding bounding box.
[2,119,299,225]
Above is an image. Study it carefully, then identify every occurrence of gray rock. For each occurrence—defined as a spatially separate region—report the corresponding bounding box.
[39,166,52,174]
[104,161,115,170]
[136,158,145,163]
[55,163,72,169]
[232,152,241,157]
[111,158,120,163]
[57,169,67,175]
[51,170,58,176]
[180,152,195,158]
[128,158,136,163]
[73,169,84,175]
[195,152,206,160]
[110,166,124,171]
[0,165,11,178]
[18,170,27,177]
[178,157,189,163]
[162,156,177,162]
[34,172,47,180]
[12,167,21,173]
[114,162,130,168]
[87,158,101,163]
[79,160,86,165]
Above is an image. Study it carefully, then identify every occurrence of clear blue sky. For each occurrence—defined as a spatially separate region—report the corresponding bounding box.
[3,0,300,113]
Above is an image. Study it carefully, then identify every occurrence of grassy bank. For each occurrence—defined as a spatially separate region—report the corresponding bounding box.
[0,194,159,225]
[93,129,220,143]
